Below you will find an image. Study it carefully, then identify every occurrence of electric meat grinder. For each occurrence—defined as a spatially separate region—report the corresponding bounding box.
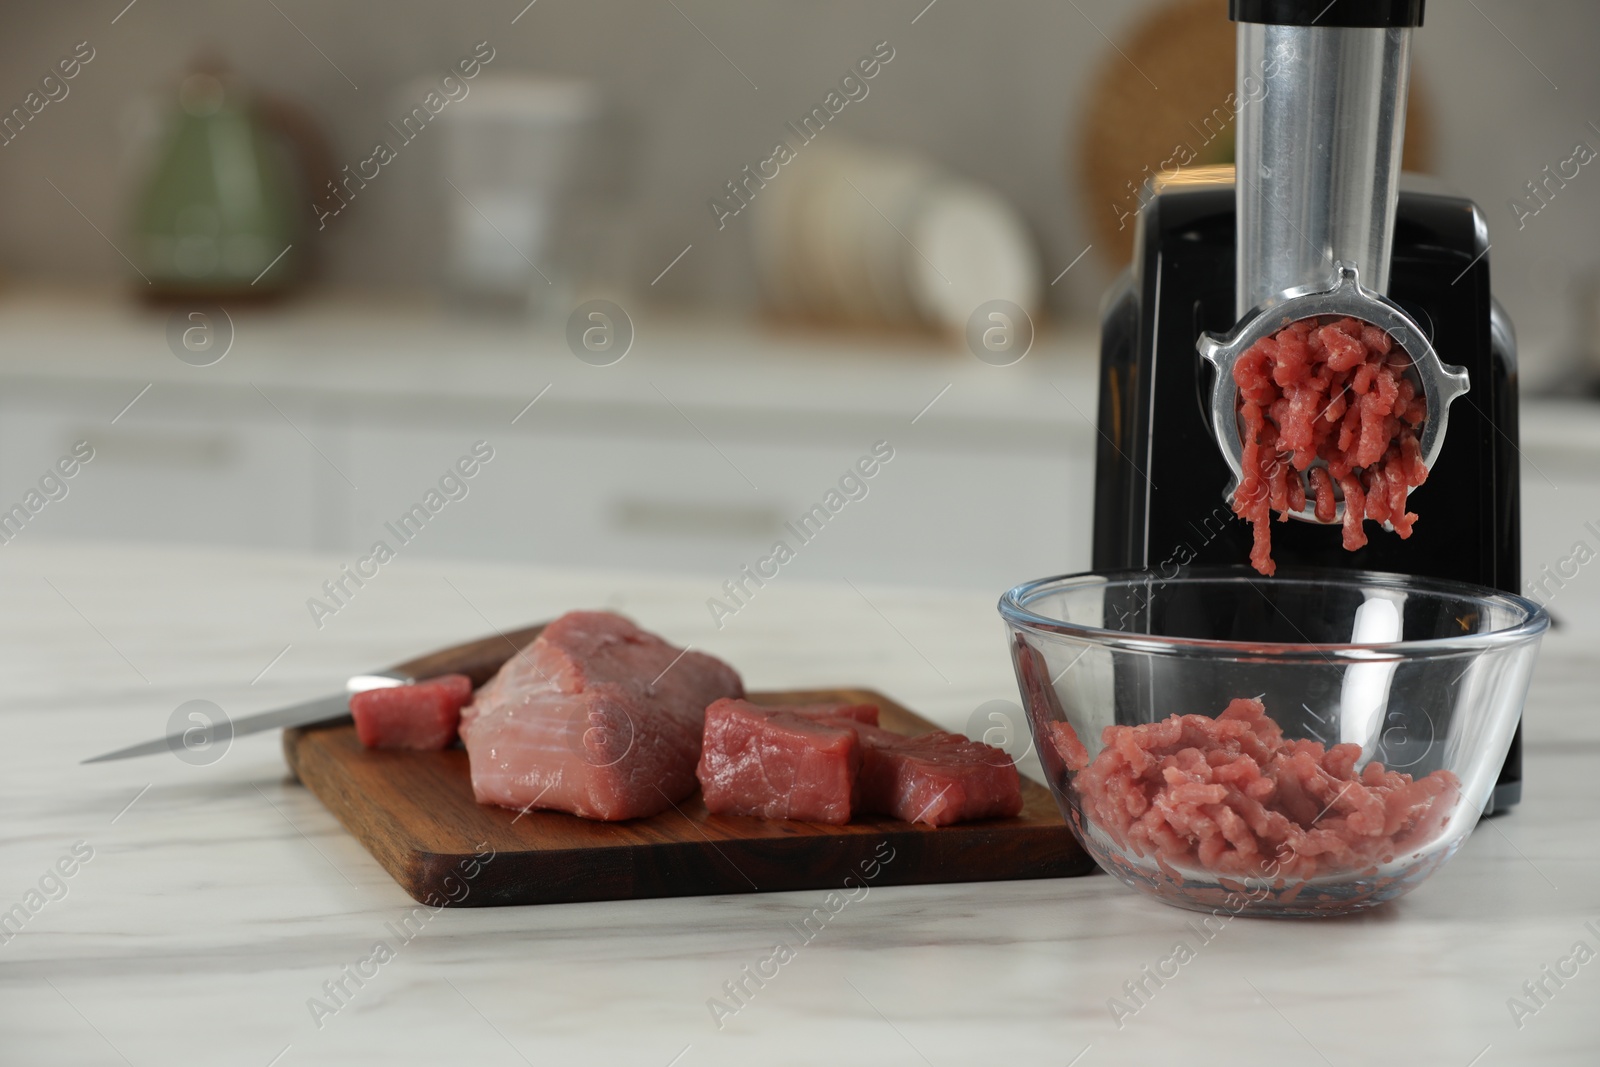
[1090,0,1524,810]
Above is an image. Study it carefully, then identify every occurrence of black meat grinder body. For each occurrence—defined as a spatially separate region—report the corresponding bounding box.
[1089,3,1523,812]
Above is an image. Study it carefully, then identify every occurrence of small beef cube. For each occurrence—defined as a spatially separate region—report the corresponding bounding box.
[351,673,474,750]
[429,673,474,707]
[851,724,1023,827]
[697,699,861,824]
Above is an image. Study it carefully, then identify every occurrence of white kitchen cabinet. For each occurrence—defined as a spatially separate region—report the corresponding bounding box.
[337,422,784,575]
[0,379,324,551]
[333,412,1093,590]
[1519,430,1600,630]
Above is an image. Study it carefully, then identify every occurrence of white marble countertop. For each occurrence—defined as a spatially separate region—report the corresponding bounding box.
[3,540,1598,1066]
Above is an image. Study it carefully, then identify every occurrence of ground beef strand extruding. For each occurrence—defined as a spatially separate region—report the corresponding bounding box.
[1053,698,1460,881]
[1231,315,1429,575]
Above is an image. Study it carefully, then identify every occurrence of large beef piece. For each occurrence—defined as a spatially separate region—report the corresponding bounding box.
[460,611,743,821]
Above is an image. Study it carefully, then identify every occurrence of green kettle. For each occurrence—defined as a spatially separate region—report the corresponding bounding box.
[133,61,328,299]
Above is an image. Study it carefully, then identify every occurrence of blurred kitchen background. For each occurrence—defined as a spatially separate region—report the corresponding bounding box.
[0,0,1596,603]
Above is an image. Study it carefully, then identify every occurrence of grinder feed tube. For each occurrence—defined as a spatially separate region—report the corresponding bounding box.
[1199,0,1467,568]
[1234,11,1412,313]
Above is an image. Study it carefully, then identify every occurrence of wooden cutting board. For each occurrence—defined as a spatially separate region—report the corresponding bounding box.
[283,624,1094,907]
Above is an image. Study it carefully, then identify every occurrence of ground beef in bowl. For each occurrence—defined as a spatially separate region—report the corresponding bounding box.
[1050,698,1460,881]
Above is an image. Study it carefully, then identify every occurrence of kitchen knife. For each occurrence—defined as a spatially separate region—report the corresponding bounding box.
[80,622,546,764]
[81,675,405,763]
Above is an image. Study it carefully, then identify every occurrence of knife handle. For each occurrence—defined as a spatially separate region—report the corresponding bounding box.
[387,624,546,687]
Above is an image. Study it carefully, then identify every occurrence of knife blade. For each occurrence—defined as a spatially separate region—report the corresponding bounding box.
[80,621,549,765]
[81,673,410,764]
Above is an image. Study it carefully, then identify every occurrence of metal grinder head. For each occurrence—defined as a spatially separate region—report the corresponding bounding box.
[1198,0,1467,525]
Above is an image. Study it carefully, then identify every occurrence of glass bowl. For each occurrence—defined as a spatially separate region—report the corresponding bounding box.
[998,567,1547,918]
